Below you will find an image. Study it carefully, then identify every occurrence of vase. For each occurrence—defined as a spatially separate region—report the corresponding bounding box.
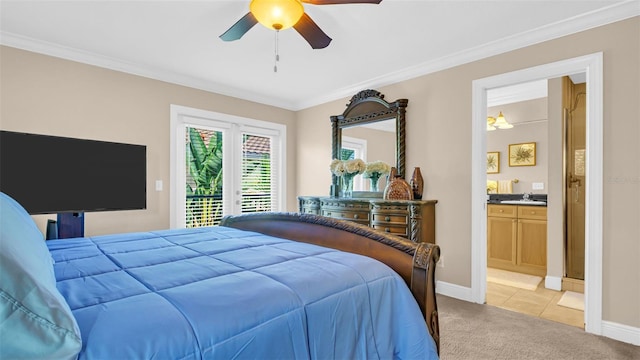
[410,167,424,200]
[341,173,355,198]
[369,172,381,192]
[383,175,413,200]
[387,167,397,181]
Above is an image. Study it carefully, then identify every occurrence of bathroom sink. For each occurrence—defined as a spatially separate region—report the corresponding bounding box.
[500,200,546,206]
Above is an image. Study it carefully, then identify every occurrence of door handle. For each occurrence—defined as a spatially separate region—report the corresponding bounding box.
[569,173,582,203]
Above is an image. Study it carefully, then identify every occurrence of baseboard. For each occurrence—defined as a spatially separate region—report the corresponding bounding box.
[602,320,640,346]
[545,275,562,291]
[435,281,473,302]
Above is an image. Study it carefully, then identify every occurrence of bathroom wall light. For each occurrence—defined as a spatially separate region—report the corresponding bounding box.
[487,116,497,131]
[487,111,513,130]
[493,111,513,129]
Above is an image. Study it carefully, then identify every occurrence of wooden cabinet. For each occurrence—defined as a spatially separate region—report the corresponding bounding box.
[299,196,437,244]
[487,204,547,276]
[487,205,518,269]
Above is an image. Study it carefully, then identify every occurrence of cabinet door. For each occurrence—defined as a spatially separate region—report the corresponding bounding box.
[487,216,517,267]
[517,219,547,275]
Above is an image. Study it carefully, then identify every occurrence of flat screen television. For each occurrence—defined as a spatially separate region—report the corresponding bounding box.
[0,130,146,214]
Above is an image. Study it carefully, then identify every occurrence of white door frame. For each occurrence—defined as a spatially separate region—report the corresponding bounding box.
[341,136,368,190]
[169,104,286,229]
[470,53,603,335]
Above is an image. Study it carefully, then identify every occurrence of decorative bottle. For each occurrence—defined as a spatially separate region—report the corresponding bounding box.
[383,168,413,201]
[410,167,424,200]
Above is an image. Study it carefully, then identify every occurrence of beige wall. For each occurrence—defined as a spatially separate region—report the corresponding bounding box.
[0,46,298,236]
[487,98,548,194]
[1,17,638,329]
[297,17,640,328]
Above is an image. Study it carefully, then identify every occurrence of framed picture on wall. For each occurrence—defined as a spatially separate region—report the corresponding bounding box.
[509,142,536,166]
[487,152,500,174]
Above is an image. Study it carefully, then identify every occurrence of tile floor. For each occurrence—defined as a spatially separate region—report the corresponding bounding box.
[486,280,585,329]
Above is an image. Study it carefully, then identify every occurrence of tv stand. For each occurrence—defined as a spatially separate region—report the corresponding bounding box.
[57,212,84,239]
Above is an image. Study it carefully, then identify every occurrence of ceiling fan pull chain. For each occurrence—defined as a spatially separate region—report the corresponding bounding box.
[274,30,280,73]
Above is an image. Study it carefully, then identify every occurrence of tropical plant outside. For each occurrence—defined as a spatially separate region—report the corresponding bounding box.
[340,148,355,161]
[186,129,274,227]
[186,127,223,227]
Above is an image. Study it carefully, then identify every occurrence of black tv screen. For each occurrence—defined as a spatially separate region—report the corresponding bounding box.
[0,131,146,214]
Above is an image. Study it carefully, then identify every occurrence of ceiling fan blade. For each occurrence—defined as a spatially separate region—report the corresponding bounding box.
[219,12,258,41]
[293,13,332,49]
[302,0,382,4]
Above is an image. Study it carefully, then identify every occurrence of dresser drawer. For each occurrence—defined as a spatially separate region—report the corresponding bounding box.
[371,213,408,224]
[518,206,547,220]
[298,197,320,215]
[300,207,319,214]
[321,209,370,224]
[372,224,409,237]
[487,204,517,218]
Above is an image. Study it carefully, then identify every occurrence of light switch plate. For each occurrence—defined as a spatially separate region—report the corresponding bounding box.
[155,180,163,191]
[532,182,544,190]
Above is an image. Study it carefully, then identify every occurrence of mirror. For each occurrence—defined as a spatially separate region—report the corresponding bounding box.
[341,120,396,191]
[330,89,408,196]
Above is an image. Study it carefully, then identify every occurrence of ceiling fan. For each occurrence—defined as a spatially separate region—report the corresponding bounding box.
[220,0,382,49]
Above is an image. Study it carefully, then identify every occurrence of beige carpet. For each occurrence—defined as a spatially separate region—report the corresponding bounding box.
[558,290,585,311]
[438,295,640,360]
[486,267,542,291]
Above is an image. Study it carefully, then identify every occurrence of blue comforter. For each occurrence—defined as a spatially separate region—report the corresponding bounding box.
[47,226,438,359]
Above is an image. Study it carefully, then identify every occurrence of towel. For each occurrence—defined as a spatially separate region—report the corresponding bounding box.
[498,180,513,194]
[487,180,498,194]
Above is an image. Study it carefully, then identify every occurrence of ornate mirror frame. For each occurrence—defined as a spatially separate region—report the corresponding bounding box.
[330,89,408,195]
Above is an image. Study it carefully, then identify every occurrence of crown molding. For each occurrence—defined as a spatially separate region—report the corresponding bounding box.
[297,0,640,110]
[1,1,638,111]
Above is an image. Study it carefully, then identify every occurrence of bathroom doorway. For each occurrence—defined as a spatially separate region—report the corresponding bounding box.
[470,53,604,335]
[483,77,585,328]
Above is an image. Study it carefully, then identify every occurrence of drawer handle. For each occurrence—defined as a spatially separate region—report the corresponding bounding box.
[354,214,359,219]
[531,211,536,214]
[499,209,504,213]
[385,227,390,232]
[326,212,331,216]
[385,216,391,221]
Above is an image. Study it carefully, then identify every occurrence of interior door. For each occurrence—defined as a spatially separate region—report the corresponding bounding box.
[564,78,586,280]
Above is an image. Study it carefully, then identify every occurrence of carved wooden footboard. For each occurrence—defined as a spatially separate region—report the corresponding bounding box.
[220,212,441,354]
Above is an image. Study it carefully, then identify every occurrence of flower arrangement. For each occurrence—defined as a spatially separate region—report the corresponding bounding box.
[330,158,365,197]
[362,161,391,192]
[362,161,391,179]
[330,158,365,176]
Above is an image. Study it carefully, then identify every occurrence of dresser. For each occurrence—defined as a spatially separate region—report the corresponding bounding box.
[298,196,437,244]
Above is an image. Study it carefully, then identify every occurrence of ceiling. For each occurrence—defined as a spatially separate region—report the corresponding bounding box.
[1,1,637,111]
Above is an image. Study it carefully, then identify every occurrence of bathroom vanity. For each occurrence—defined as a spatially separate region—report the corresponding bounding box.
[487,203,547,277]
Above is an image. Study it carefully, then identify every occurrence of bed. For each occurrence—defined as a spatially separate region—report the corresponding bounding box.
[0,192,440,359]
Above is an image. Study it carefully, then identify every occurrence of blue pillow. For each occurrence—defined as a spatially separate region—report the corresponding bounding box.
[0,192,81,359]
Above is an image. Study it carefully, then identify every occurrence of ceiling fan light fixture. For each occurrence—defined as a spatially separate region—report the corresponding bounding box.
[250,0,304,31]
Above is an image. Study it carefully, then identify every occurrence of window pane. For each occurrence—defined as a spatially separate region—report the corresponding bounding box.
[340,148,355,160]
[242,134,273,213]
[185,126,224,227]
